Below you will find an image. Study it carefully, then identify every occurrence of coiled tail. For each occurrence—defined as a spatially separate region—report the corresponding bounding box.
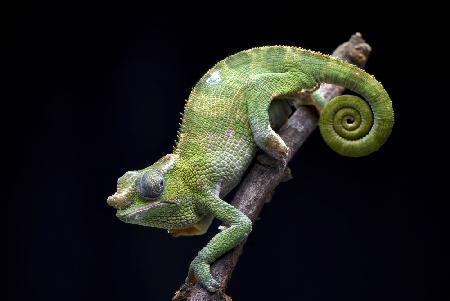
[300,50,395,157]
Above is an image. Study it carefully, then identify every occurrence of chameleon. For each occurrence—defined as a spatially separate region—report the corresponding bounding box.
[107,46,394,292]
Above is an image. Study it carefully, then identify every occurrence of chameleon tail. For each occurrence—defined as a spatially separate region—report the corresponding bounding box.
[301,50,395,157]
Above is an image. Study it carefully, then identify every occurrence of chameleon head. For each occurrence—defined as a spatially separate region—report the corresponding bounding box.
[107,154,194,229]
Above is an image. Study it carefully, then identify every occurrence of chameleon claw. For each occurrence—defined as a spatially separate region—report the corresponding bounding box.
[205,278,221,293]
[256,152,288,170]
[274,145,290,170]
[188,258,222,292]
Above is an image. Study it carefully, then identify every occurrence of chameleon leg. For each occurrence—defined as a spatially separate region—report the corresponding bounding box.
[247,72,315,164]
[187,194,252,292]
[293,90,326,111]
[310,90,327,110]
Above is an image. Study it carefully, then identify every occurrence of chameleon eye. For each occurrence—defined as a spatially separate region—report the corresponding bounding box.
[136,171,164,200]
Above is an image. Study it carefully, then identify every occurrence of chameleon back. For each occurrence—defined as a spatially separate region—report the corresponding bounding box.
[174,47,303,193]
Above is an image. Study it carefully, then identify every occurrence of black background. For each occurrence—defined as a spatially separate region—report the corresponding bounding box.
[8,2,448,300]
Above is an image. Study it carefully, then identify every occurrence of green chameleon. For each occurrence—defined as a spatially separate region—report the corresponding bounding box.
[107,46,394,292]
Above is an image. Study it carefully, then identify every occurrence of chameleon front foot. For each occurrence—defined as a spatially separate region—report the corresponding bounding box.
[187,258,221,292]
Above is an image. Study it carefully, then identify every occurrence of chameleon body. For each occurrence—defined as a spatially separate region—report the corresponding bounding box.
[107,46,394,292]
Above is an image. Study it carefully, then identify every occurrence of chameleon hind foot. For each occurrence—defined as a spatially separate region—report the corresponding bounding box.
[256,147,290,170]
[246,72,305,165]
[254,130,290,165]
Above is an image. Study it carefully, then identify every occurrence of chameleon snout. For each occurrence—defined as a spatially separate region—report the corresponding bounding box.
[107,189,133,210]
[106,195,119,208]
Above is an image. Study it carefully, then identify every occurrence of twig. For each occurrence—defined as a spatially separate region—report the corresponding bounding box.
[173,33,372,301]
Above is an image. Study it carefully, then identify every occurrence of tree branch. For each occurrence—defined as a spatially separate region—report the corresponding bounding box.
[173,33,372,301]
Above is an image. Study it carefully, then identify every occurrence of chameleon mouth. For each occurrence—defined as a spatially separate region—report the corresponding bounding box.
[116,201,166,222]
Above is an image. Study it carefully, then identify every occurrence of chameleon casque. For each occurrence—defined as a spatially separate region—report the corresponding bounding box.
[107,46,394,292]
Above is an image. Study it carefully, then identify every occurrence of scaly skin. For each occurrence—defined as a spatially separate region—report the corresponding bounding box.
[107,46,394,292]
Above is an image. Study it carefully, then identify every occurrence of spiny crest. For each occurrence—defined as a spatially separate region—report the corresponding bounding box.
[172,99,189,151]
